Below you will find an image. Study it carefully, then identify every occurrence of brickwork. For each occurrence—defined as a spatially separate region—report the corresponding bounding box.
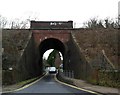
[32,30,71,47]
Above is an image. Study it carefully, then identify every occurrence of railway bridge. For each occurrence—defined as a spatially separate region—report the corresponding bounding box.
[30,21,84,77]
[3,21,90,84]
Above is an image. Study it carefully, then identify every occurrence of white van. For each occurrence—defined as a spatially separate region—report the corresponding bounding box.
[49,67,57,74]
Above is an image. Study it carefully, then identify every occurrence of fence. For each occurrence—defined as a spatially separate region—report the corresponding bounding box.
[62,70,74,78]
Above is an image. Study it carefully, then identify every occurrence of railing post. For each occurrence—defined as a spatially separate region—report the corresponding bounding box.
[71,71,74,78]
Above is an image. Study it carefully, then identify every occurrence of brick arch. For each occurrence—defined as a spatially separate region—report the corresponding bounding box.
[32,30,71,48]
[37,37,67,73]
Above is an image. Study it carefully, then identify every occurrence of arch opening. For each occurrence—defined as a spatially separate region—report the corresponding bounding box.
[42,49,63,72]
[39,38,65,74]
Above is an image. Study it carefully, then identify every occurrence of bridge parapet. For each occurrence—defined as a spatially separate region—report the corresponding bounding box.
[31,21,73,29]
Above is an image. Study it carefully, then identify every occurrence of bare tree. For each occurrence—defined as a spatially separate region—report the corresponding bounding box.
[83,17,104,28]
[83,17,119,29]
[0,15,31,29]
[10,19,30,29]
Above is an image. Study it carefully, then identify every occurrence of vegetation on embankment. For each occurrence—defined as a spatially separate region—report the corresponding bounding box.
[71,28,120,87]
[72,28,119,69]
[2,29,35,85]
[2,29,31,70]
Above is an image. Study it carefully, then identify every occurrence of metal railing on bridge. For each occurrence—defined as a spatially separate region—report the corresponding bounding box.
[59,70,74,78]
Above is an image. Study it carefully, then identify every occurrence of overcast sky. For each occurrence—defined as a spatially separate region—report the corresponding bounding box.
[0,0,119,27]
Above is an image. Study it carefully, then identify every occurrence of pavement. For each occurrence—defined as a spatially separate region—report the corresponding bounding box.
[60,76,120,95]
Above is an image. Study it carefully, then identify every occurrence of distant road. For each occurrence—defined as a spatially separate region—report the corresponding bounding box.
[2,74,99,95]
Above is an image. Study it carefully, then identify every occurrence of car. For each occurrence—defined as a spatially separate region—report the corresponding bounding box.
[49,67,57,74]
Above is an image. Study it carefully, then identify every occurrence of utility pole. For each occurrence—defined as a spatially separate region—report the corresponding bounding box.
[118,1,120,69]
[118,1,120,27]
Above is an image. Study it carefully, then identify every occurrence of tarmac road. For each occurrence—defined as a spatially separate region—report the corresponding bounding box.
[2,73,99,95]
